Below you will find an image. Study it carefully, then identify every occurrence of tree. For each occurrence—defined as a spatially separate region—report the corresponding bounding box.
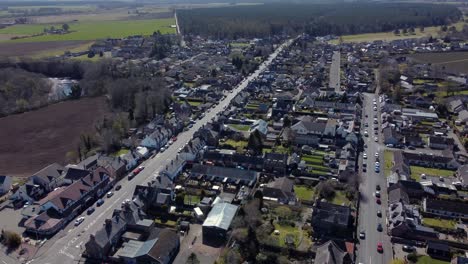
[402,28,408,34]
[186,253,200,264]
[175,192,185,207]
[211,68,217,77]
[441,25,448,32]
[88,51,95,58]
[253,190,263,209]
[274,206,292,220]
[69,84,82,100]
[62,23,69,32]
[317,181,335,200]
[248,130,263,155]
[1,230,21,249]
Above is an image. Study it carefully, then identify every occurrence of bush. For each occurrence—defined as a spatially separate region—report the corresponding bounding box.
[1,230,21,249]
[407,253,418,263]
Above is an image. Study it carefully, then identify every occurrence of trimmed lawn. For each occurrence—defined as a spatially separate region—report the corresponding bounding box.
[416,256,450,264]
[228,124,250,131]
[154,218,177,227]
[423,217,456,229]
[328,190,351,206]
[231,42,250,47]
[184,195,201,205]
[271,223,301,248]
[294,185,315,201]
[302,154,324,163]
[410,166,454,181]
[384,150,393,177]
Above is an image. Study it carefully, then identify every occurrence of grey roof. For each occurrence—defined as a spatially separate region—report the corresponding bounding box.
[312,200,351,227]
[203,202,238,231]
[0,175,8,185]
[115,239,157,258]
[94,217,127,249]
[315,240,351,264]
[191,164,258,183]
[32,163,64,183]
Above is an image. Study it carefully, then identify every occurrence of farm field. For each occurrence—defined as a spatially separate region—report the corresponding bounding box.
[0,18,176,43]
[330,21,466,44]
[0,40,91,57]
[0,97,110,177]
[407,51,468,74]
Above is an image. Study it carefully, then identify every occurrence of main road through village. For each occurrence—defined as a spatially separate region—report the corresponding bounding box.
[18,38,294,264]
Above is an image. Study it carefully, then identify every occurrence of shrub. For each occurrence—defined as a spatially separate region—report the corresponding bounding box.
[1,230,21,249]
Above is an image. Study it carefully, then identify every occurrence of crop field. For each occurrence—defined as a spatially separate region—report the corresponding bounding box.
[0,18,176,43]
[0,97,110,177]
[408,52,468,74]
[0,40,91,57]
[330,21,466,44]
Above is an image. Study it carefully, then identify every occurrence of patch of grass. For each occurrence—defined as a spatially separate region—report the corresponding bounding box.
[154,218,177,227]
[416,255,450,264]
[384,150,393,177]
[245,103,259,110]
[222,139,248,149]
[423,217,456,229]
[410,166,454,181]
[271,223,301,248]
[328,190,351,206]
[294,185,315,201]
[231,42,250,47]
[228,124,250,131]
[187,100,202,107]
[0,18,176,43]
[184,195,201,205]
[112,148,129,157]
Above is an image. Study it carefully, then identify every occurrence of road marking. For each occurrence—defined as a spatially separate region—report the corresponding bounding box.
[59,249,75,259]
[369,256,372,264]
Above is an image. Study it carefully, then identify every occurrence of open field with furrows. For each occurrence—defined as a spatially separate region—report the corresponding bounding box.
[0,97,110,177]
[408,51,468,74]
[0,40,92,58]
[0,18,176,43]
[330,21,466,44]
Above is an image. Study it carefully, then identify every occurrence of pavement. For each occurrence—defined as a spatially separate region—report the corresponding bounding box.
[356,92,392,264]
[21,38,294,264]
[330,51,341,92]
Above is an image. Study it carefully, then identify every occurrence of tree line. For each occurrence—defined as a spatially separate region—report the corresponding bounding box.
[178,3,462,39]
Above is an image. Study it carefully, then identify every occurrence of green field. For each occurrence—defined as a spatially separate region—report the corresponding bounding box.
[0,18,176,42]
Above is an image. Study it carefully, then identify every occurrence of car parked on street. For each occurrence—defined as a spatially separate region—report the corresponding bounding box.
[97,199,104,207]
[75,217,85,226]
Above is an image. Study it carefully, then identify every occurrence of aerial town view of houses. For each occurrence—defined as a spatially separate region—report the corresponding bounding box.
[0,1,467,264]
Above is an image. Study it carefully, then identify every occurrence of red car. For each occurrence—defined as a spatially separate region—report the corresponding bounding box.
[377,242,383,253]
[376,198,381,204]
[172,136,178,141]
[132,166,145,175]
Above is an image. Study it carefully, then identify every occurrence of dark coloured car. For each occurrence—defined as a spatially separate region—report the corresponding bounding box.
[376,184,381,191]
[115,184,122,191]
[97,199,104,207]
[87,207,95,215]
[377,223,383,232]
[376,198,381,204]
[377,210,382,217]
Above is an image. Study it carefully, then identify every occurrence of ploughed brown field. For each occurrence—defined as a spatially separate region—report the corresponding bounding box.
[0,40,90,57]
[0,97,109,177]
[408,52,468,74]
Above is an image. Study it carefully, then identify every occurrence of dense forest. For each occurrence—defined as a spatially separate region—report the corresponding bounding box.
[178,3,462,39]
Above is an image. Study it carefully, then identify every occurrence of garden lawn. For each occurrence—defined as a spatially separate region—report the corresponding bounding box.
[294,185,315,201]
[223,139,248,149]
[423,217,456,229]
[154,218,177,227]
[0,18,176,42]
[416,256,449,264]
[112,148,129,157]
[187,100,202,107]
[184,195,201,205]
[384,150,393,177]
[228,124,250,131]
[410,166,454,181]
[272,223,301,248]
[328,190,351,206]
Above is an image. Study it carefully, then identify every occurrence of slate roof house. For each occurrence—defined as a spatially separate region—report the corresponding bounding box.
[314,240,353,264]
[30,163,65,192]
[423,198,468,219]
[24,167,111,236]
[203,150,264,171]
[191,164,258,187]
[0,175,12,195]
[311,200,352,238]
[84,201,146,260]
[262,177,296,205]
[428,136,455,150]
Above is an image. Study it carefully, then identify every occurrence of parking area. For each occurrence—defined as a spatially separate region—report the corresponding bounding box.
[393,242,426,260]
[173,224,223,264]
[0,207,26,235]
